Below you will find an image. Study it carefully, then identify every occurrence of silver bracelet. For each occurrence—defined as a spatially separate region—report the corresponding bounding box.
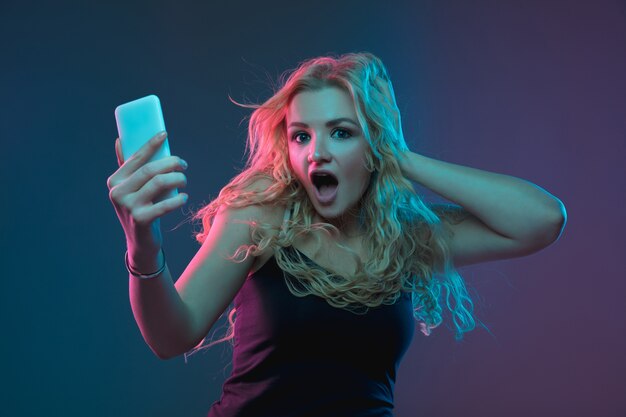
[124,248,166,279]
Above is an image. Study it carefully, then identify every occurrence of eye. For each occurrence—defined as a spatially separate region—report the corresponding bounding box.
[332,128,352,139]
[291,131,310,143]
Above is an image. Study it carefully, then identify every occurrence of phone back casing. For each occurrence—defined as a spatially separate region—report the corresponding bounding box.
[114,95,178,201]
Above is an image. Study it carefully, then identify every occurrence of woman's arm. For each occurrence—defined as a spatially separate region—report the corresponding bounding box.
[130,202,275,360]
[128,252,196,360]
[400,151,567,266]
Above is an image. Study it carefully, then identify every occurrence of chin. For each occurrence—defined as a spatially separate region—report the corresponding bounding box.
[315,206,344,220]
[305,195,339,220]
[312,198,359,222]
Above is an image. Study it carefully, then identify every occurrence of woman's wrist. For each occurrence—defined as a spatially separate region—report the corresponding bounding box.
[125,247,166,279]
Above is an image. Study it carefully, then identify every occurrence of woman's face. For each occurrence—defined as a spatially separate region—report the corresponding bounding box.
[286,86,372,221]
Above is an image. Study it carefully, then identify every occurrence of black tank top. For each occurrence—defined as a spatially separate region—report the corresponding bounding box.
[207,246,415,417]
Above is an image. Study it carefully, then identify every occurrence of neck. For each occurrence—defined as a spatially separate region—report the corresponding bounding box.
[315,207,365,242]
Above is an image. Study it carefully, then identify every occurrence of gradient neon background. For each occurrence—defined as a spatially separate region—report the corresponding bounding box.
[1,1,624,416]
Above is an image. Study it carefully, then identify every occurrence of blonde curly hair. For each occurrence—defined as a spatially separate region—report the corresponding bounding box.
[185,52,476,359]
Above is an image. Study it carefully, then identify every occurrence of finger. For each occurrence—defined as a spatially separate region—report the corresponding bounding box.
[115,138,124,167]
[109,132,169,189]
[119,155,187,198]
[120,131,168,174]
[132,192,189,225]
[131,171,188,206]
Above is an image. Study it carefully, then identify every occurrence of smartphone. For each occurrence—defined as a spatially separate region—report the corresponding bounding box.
[115,94,178,202]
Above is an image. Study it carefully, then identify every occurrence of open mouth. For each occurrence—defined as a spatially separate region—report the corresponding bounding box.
[311,172,339,202]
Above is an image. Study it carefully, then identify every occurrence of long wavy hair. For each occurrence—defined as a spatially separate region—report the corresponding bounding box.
[184,52,476,361]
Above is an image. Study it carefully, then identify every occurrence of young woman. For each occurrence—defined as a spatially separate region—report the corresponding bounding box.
[107,52,566,416]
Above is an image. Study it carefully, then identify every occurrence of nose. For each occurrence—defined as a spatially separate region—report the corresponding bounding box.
[307,137,331,163]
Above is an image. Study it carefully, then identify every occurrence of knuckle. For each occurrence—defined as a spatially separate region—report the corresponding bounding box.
[153,174,166,187]
[109,186,125,204]
[168,156,180,169]
[139,164,153,178]
[106,175,115,190]
[154,203,168,217]
[131,207,148,225]
[108,187,118,202]
[151,132,165,143]
[127,152,140,164]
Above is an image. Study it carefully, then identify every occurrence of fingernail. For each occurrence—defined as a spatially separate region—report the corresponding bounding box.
[181,159,188,169]
[157,131,167,140]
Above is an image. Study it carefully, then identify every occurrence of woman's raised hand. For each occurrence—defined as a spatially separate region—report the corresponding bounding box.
[107,131,188,261]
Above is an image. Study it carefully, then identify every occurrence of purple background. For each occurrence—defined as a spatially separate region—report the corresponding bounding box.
[1,1,623,416]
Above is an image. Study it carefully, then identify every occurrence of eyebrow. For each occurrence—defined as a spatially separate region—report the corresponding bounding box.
[287,117,360,129]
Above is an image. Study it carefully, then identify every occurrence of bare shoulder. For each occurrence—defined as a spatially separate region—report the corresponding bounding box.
[213,176,287,227]
[240,177,289,271]
[239,176,288,228]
